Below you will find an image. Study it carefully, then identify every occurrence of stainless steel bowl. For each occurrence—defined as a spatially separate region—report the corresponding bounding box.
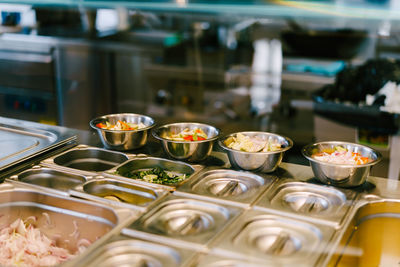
[302,141,382,188]
[90,113,155,151]
[152,122,220,162]
[219,131,293,173]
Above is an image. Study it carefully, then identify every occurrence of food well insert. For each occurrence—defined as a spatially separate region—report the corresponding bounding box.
[10,166,86,192]
[71,178,167,208]
[212,209,334,266]
[178,168,274,204]
[111,157,197,187]
[42,146,130,173]
[194,253,266,267]
[127,195,243,245]
[78,234,197,267]
[254,180,357,226]
[0,182,127,266]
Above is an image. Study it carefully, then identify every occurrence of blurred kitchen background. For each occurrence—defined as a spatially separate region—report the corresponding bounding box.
[0,0,399,178]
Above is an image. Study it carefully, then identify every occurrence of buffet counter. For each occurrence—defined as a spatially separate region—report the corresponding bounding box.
[0,116,398,266]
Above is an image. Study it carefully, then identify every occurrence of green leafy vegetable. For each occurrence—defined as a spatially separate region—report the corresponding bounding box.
[117,167,188,185]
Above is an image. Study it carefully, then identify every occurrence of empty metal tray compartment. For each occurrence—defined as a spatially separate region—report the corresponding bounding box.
[254,180,357,227]
[78,234,197,267]
[212,209,334,266]
[10,166,86,192]
[128,195,243,245]
[43,146,130,173]
[178,168,274,204]
[111,157,196,187]
[71,178,167,207]
[0,183,122,266]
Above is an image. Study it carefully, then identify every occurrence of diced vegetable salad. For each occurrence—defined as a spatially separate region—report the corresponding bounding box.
[312,146,371,165]
[118,167,188,185]
[224,133,282,152]
[165,128,208,141]
[96,120,146,131]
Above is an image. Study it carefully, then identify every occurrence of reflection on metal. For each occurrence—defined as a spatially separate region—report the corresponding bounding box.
[0,117,76,173]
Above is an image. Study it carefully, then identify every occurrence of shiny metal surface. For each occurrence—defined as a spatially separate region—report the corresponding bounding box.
[0,117,77,172]
[51,147,129,172]
[80,178,162,206]
[212,209,335,266]
[218,132,293,173]
[178,168,274,204]
[0,184,119,260]
[114,157,195,187]
[255,180,356,227]
[194,254,266,267]
[128,195,242,245]
[13,166,86,191]
[90,113,155,151]
[152,122,220,162]
[302,141,382,187]
[78,234,198,267]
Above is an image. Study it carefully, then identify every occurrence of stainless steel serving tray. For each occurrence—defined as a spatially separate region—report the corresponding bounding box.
[7,165,169,211]
[209,208,335,267]
[41,145,135,175]
[76,233,199,267]
[253,178,358,228]
[177,167,275,206]
[0,117,77,172]
[124,193,244,248]
[0,181,141,267]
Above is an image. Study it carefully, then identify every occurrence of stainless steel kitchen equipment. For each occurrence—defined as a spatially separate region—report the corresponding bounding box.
[42,145,131,173]
[253,179,357,227]
[302,141,382,187]
[210,208,335,267]
[12,166,86,191]
[177,168,275,205]
[0,116,76,175]
[90,113,155,151]
[78,234,198,267]
[1,116,400,266]
[71,177,168,208]
[0,33,114,129]
[219,131,293,173]
[110,156,197,187]
[126,194,243,246]
[152,122,221,163]
[0,181,139,266]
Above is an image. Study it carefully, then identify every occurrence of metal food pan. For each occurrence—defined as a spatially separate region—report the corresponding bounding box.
[105,156,202,189]
[210,209,335,267]
[0,182,139,266]
[126,194,243,246]
[253,179,358,227]
[191,253,266,267]
[77,233,199,267]
[41,145,134,175]
[8,166,87,194]
[70,177,168,210]
[0,117,77,174]
[177,167,275,205]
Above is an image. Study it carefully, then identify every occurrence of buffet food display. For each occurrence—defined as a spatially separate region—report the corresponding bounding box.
[0,115,393,267]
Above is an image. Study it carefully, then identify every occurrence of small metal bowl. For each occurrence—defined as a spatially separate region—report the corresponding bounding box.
[302,141,382,188]
[219,131,293,173]
[152,122,220,162]
[90,113,155,151]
